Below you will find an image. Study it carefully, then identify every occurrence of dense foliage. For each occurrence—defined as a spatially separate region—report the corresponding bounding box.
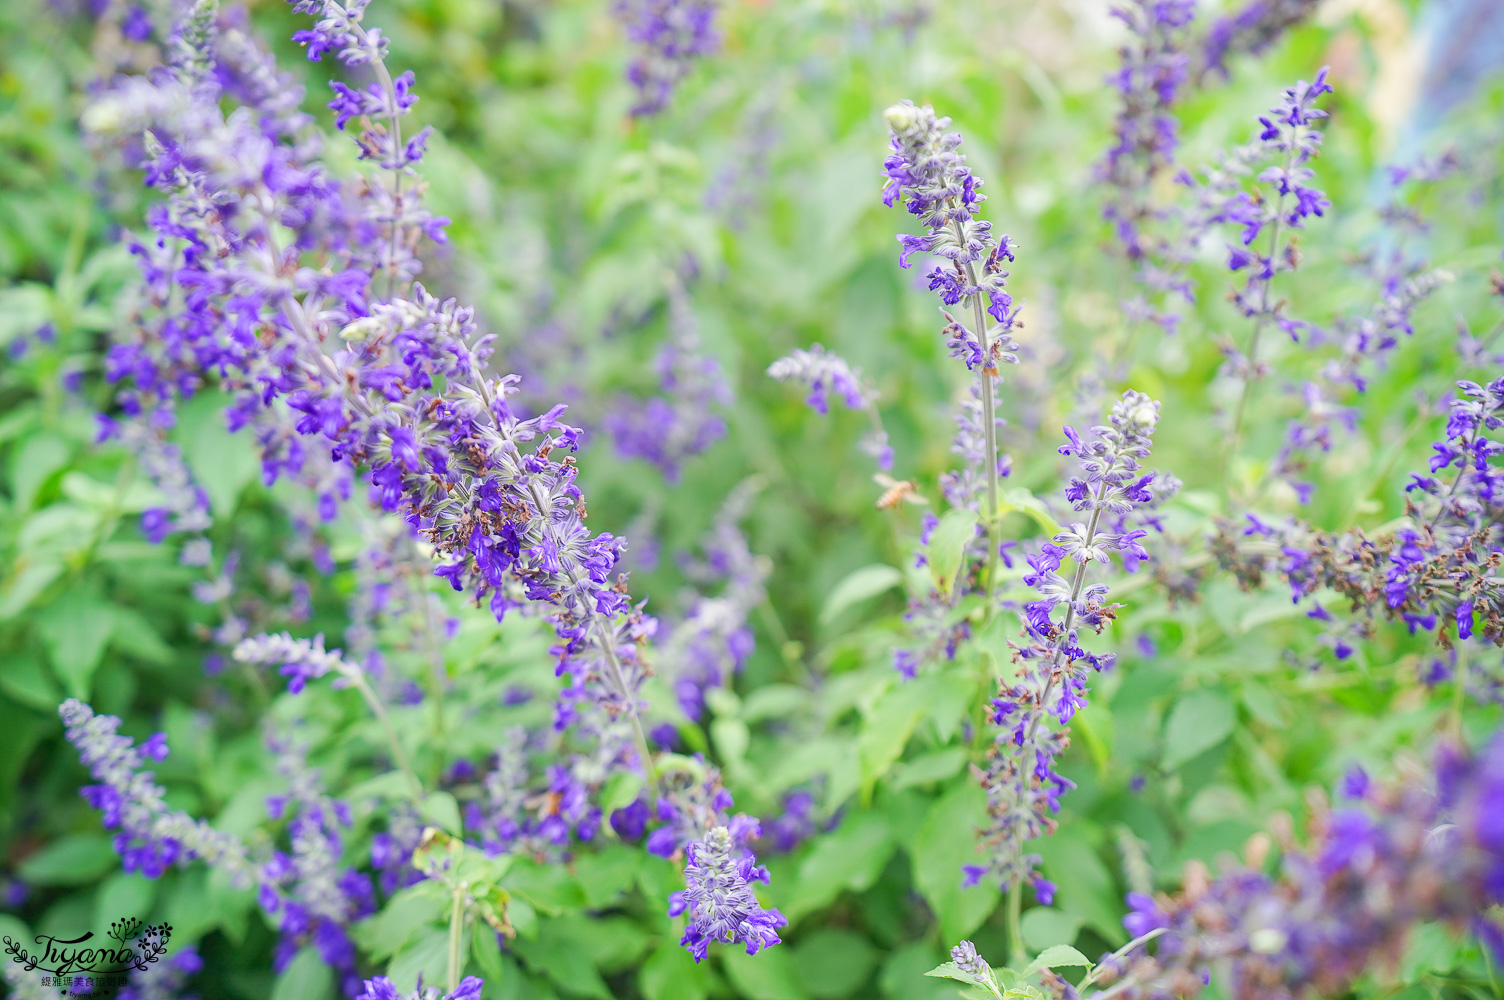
[1,0,1502,999]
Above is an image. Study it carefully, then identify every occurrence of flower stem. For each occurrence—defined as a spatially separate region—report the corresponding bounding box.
[1006,880,1025,966]
[447,883,466,992]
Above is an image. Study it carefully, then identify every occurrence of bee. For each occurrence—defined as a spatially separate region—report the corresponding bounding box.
[874,474,928,510]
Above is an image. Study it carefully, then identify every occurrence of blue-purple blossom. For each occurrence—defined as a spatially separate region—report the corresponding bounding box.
[59,699,253,883]
[354,975,484,1000]
[669,824,787,962]
[613,0,718,116]
[972,391,1161,891]
[883,100,1019,344]
[608,279,730,481]
[1095,733,1504,998]
[1198,0,1318,82]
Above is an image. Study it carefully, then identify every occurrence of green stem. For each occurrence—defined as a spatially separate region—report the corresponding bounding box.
[447,884,466,993]
[343,668,424,802]
[954,221,1002,603]
[1222,139,1298,488]
[1005,880,1025,967]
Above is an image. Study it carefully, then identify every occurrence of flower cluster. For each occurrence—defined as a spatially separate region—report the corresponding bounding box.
[970,391,1161,891]
[259,732,375,995]
[59,699,253,883]
[75,0,782,969]
[1203,69,1332,313]
[670,824,787,962]
[607,278,731,481]
[613,0,719,116]
[1217,378,1504,650]
[1093,734,1504,999]
[883,100,1019,350]
[355,976,483,1000]
[767,344,892,470]
[1198,0,1320,82]
[118,947,204,1000]
[1098,0,1196,284]
[660,482,769,721]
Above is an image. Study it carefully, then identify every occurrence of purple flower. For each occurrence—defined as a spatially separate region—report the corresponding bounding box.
[672,826,787,962]
[614,0,718,116]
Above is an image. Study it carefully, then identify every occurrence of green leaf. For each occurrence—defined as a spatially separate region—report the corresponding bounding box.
[923,961,990,990]
[820,564,902,625]
[471,922,507,984]
[859,680,927,795]
[888,747,968,791]
[93,872,156,932]
[572,845,642,910]
[386,927,450,994]
[1162,689,1236,770]
[10,432,71,513]
[790,928,879,999]
[720,944,810,1000]
[179,392,258,518]
[0,558,63,619]
[270,947,335,1000]
[108,607,175,666]
[711,716,750,766]
[18,832,118,886]
[928,510,979,594]
[910,783,999,943]
[1033,827,1124,946]
[420,791,463,835]
[783,811,895,922]
[639,943,710,1000]
[35,592,114,699]
[1020,908,1083,953]
[0,654,62,711]
[599,770,646,817]
[354,886,445,960]
[742,684,811,724]
[1023,945,1092,977]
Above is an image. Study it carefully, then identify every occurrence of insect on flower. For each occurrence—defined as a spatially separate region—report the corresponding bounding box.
[874,474,928,509]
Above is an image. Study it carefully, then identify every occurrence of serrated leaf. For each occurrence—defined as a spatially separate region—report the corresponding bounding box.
[1162,689,1236,770]
[928,510,979,594]
[820,564,902,625]
[1023,944,1092,977]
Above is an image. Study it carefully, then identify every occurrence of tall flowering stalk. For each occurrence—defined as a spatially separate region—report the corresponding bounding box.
[75,0,783,966]
[1199,69,1333,468]
[971,392,1161,946]
[1099,0,1197,337]
[883,99,1020,585]
[1218,377,1504,650]
[940,731,1504,999]
[59,699,255,883]
[767,343,892,470]
[1197,0,1320,83]
[614,0,719,117]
